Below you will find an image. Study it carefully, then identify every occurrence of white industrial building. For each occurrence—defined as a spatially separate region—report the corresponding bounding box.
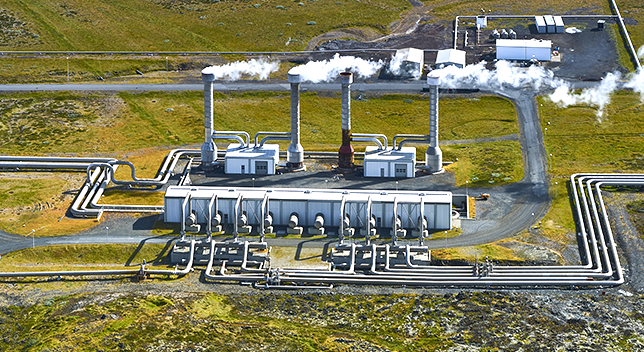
[496,39,551,61]
[436,49,466,69]
[387,48,424,79]
[544,15,555,33]
[363,146,416,178]
[164,186,453,234]
[536,15,564,34]
[224,143,279,175]
[535,16,547,34]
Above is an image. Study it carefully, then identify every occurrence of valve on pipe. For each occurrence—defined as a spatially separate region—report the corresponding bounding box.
[417,216,428,231]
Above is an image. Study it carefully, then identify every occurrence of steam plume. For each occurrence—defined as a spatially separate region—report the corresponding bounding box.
[289,53,383,82]
[430,60,644,119]
[202,59,279,80]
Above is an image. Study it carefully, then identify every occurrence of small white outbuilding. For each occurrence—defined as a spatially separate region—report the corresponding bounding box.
[224,143,279,175]
[363,146,416,178]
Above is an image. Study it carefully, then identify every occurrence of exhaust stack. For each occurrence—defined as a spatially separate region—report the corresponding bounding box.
[287,73,304,169]
[425,75,443,173]
[338,72,354,169]
[201,71,216,168]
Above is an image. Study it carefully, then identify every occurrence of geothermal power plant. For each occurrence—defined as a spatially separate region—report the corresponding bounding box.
[0,56,633,290]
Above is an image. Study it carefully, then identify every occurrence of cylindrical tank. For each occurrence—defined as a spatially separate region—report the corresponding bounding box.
[264,213,273,227]
[238,213,248,227]
[288,213,299,228]
[211,212,222,227]
[314,213,325,229]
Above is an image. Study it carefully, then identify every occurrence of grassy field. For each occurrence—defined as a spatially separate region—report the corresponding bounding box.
[513,90,644,250]
[0,243,173,268]
[2,0,409,52]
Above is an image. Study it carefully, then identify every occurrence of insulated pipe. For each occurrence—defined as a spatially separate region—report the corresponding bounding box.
[352,137,384,150]
[257,134,291,148]
[352,133,388,149]
[254,131,290,146]
[201,71,216,166]
[287,73,304,168]
[338,72,354,169]
[425,75,443,173]
[392,134,428,150]
[213,133,246,148]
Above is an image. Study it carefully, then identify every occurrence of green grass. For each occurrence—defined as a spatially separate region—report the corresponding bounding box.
[3,0,409,52]
[444,140,524,187]
[528,90,644,247]
[0,243,173,266]
[607,0,644,71]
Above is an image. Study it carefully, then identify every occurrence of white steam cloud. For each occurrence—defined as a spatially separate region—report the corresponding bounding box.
[202,59,279,80]
[638,45,644,59]
[549,72,621,119]
[431,60,644,120]
[289,53,383,83]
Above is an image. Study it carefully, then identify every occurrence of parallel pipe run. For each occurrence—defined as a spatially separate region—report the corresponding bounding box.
[352,133,388,150]
[216,173,635,288]
[338,72,354,169]
[254,132,291,148]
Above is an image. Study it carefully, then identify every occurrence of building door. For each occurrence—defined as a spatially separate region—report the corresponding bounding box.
[256,161,268,175]
[380,168,385,178]
[241,164,245,175]
[394,164,407,178]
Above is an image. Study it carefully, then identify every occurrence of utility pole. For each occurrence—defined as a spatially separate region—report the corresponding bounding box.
[66,57,69,83]
[165,57,169,84]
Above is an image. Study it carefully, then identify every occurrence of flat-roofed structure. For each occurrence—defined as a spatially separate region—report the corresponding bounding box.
[164,186,453,235]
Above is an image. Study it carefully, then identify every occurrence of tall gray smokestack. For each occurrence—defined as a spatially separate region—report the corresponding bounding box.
[338,72,354,169]
[287,73,304,169]
[201,71,216,168]
[425,75,443,173]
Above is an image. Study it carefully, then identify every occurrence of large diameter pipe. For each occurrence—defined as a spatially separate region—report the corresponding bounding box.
[287,73,304,168]
[338,72,354,169]
[425,75,443,173]
[201,71,216,167]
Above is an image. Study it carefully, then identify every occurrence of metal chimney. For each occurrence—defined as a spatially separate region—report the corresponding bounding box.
[425,75,443,173]
[201,71,216,168]
[287,73,304,169]
[338,72,354,169]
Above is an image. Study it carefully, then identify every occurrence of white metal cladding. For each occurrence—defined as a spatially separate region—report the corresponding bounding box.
[224,143,279,175]
[535,16,546,34]
[496,39,551,61]
[554,16,564,33]
[164,186,452,230]
[543,15,555,33]
[364,146,416,178]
